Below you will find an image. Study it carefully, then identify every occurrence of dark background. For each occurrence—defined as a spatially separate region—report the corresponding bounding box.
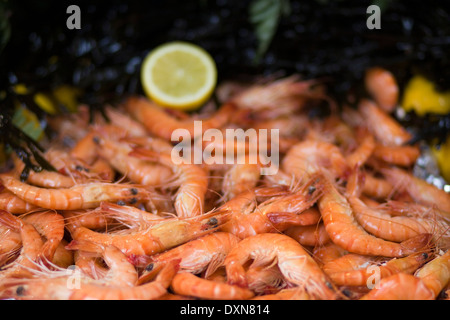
[2,0,449,100]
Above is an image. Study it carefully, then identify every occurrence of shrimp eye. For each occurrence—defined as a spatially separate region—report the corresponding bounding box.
[117,200,126,206]
[145,263,154,272]
[422,253,429,259]
[128,198,137,205]
[308,185,316,195]
[342,289,352,298]
[206,217,218,227]
[93,136,101,144]
[130,188,138,195]
[325,281,333,290]
[16,285,25,296]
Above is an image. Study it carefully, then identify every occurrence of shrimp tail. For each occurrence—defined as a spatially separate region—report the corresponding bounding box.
[266,210,321,228]
[39,239,61,264]
[226,261,248,289]
[400,233,433,255]
[0,209,22,230]
[65,239,105,254]
[156,258,181,287]
[346,166,366,197]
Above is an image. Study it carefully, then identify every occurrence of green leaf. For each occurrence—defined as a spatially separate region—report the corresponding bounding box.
[249,0,291,65]
[11,104,45,142]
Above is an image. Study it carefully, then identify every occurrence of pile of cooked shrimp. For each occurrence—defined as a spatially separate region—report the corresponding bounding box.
[0,67,449,300]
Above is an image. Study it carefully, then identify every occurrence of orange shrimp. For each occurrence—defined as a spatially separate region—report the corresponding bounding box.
[104,105,149,138]
[94,202,169,229]
[415,251,450,298]
[67,209,230,257]
[358,99,411,146]
[224,233,337,300]
[220,175,324,239]
[282,139,350,180]
[40,149,109,183]
[1,254,179,300]
[73,250,108,280]
[262,168,297,188]
[364,67,399,113]
[320,115,358,150]
[63,208,116,230]
[248,115,309,138]
[203,266,229,285]
[0,212,22,266]
[130,149,209,218]
[245,264,286,295]
[0,190,39,214]
[350,195,447,243]
[371,144,420,167]
[341,105,365,130]
[125,96,235,141]
[94,135,173,187]
[380,200,450,225]
[221,160,261,201]
[12,154,78,188]
[317,177,431,257]
[197,127,294,165]
[229,76,323,116]
[252,287,310,300]
[359,273,435,300]
[69,131,99,165]
[312,242,348,267]
[68,257,176,299]
[362,172,394,200]
[21,210,65,263]
[323,251,431,286]
[381,167,450,217]
[51,240,74,269]
[138,232,240,283]
[284,223,331,247]
[0,174,150,210]
[360,195,382,208]
[155,293,196,300]
[170,272,255,300]
[442,283,450,300]
[0,211,44,285]
[89,158,116,183]
[346,170,447,243]
[345,129,375,169]
[66,241,138,287]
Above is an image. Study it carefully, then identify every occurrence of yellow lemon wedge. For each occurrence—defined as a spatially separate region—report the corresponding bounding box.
[432,137,450,183]
[140,41,217,111]
[401,75,450,116]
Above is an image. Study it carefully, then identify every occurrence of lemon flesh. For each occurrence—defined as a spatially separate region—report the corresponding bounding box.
[401,75,450,116]
[432,137,450,183]
[141,42,217,111]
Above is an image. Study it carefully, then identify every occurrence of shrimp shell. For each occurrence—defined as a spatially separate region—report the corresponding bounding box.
[224,233,337,300]
[0,174,150,210]
[318,177,431,257]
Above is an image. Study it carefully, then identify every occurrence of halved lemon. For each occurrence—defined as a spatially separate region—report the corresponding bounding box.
[141,41,217,111]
